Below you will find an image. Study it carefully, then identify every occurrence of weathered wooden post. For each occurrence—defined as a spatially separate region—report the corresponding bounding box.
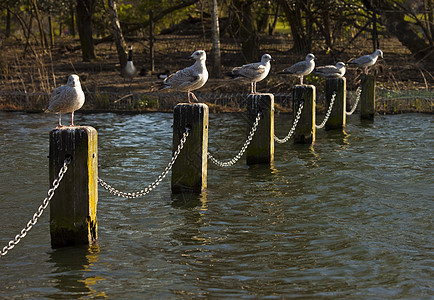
[172,103,208,194]
[360,74,376,120]
[246,93,274,165]
[293,85,315,144]
[49,126,98,248]
[325,77,346,130]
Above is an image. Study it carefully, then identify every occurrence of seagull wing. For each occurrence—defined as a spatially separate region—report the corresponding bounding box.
[281,61,308,75]
[162,66,198,89]
[232,62,266,80]
[350,55,371,66]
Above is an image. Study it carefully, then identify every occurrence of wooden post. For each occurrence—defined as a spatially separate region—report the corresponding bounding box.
[172,103,208,194]
[361,74,376,120]
[246,93,274,165]
[49,126,98,248]
[325,77,346,130]
[293,85,315,144]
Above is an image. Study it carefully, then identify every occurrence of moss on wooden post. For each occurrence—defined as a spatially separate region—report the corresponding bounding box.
[49,126,98,248]
[325,77,346,130]
[246,93,274,165]
[171,103,208,194]
[361,74,376,120]
[293,85,316,144]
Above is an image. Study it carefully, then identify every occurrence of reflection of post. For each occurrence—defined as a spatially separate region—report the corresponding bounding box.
[172,103,208,194]
[246,93,274,165]
[49,126,98,248]
[293,85,315,144]
[361,74,375,120]
[325,77,346,130]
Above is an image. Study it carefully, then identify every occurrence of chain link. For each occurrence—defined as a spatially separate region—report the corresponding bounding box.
[274,102,304,144]
[1,157,71,257]
[98,128,190,198]
[346,86,362,115]
[316,91,336,129]
[208,112,261,167]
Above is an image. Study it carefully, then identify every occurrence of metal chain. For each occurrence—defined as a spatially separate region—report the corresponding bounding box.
[346,86,362,115]
[1,157,71,257]
[208,112,261,167]
[316,91,336,129]
[98,128,190,198]
[274,102,304,144]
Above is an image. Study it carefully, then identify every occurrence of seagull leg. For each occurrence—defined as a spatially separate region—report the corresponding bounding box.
[187,92,191,103]
[70,111,74,126]
[58,113,63,127]
[253,82,257,94]
[250,82,254,94]
[300,76,304,85]
[190,92,199,103]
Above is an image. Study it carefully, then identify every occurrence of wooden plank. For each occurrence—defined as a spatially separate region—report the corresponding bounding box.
[293,85,316,144]
[171,103,208,193]
[49,126,98,248]
[325,77,346,130]
[245,93,274,165]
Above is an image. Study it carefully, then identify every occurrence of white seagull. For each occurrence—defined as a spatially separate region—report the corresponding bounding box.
[159,50,208,103]
[278,53,316,85]
[228,54,273,94]
[348,49,383,74]
[45,74,85,127]
[121,45,138,81]
[314,62,346,78]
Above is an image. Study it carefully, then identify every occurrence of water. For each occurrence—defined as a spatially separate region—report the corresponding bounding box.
[0,111,433,299]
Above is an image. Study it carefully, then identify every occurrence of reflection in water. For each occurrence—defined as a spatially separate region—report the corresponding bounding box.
[48,245,107,299]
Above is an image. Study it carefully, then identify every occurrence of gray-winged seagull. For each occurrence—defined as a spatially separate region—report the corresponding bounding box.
[348,49,383,74]
[228,54,273,94]
[278,53,316,85]
[159,50,208,103]
[314,62,346,78]
[45,74,85,127]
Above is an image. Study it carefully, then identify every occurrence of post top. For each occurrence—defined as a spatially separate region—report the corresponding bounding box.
[175,103,209,108]
[50,126,97,134]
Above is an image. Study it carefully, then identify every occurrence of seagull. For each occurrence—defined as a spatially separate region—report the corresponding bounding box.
[45,74,85,127]
[159,50,208,103]
[278,53,316,85]
[314,62,346,78]
[121,45,138,88]
[348,49,383,74]
[227,54,273,94]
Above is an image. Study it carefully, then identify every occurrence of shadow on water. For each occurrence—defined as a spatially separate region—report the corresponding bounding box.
[47,244,107,299]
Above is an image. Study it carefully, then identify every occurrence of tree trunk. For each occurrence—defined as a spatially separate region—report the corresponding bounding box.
[277,0,312,53]
[210,0,221,77]
[6,8,11,37]
[107,0,128,69]
[76,0,96,61]
[30,0,47,49]
[232,0,259,62]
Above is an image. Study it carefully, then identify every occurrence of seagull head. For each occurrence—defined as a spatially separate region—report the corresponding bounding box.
[261,54,273,63]
[336,62,346,69]
[306,53,316,61]
[191,50,206,61]
[375,49,383,58]
[67,74,81,87]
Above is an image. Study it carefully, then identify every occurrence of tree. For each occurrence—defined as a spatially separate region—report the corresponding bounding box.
[367,0,434,61]
[107,0,128,70]
[76,0,97,61]
[210,0,221,77]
